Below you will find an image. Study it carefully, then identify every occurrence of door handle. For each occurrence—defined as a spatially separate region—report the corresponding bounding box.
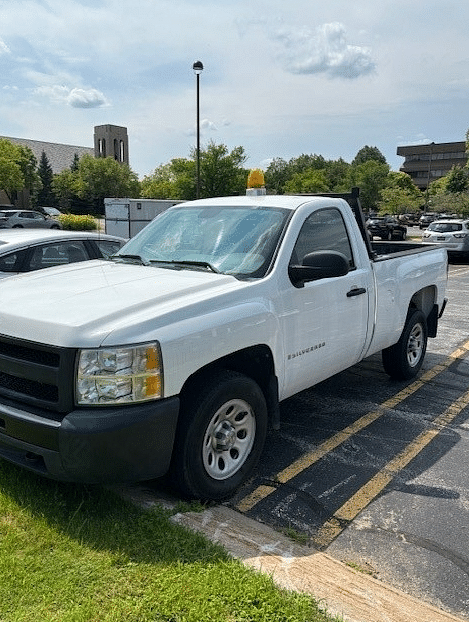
[347,287,367,297]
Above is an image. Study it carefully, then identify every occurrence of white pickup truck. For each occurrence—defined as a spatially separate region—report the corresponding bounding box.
[0,190,447,500]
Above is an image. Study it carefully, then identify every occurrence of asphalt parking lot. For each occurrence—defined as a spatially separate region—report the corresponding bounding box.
[224,258,469,620]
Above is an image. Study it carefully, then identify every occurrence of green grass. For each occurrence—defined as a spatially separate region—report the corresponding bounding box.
[0,462,341,622]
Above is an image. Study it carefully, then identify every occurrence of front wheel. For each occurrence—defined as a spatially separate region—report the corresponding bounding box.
[170,370,268,500]
[382,309,428,380]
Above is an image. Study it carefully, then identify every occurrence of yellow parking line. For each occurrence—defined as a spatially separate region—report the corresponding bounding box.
[313,387,469,549]
[235,339,469,514]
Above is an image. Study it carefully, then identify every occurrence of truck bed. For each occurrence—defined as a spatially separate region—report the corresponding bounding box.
[371,240,440,261]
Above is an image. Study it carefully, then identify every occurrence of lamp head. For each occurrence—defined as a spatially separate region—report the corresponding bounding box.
[193,60,204,74]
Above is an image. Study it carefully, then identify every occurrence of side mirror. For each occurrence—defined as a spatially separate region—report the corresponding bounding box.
[288,250,349,288]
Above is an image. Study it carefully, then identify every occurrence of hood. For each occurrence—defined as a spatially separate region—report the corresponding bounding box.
[0,260,242,347]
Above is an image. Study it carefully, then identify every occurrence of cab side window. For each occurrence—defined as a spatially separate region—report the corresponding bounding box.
[0,251,24,272]
[95,239,124,259]
[27,241,90,270]
[290,208,355,269]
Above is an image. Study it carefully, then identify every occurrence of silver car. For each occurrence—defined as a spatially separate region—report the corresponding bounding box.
[422,219,469,259]
[0,209,62,229]
[0,229,126,279]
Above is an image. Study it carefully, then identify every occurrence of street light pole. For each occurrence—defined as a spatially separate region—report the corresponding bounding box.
[192,60,203,199]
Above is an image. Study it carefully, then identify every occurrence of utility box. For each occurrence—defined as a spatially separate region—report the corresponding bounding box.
[104,198,183,238]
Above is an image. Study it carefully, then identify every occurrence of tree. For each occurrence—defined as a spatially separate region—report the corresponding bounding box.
[289,153,326,174]
[0,157,24,203]
[142,142,248,201]
[429,191,469,217]
[71,153,80,172]
[322,158,351,191]
[344,160,390,211]
[76,155,140,214]
[52,169,81,211]
[37,151,55,206]
[445,166,469,193]
[141,163,177,199]
[196,142,247,198]
[352,145,387,166]
[265,155,351,195]
[283,169,329,194]
[0,138,41,205]
[378,172,423,215]
[53,155,140,214]
[264,158,290,194]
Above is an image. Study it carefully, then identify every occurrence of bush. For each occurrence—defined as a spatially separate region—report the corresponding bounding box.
[58,213,99,231]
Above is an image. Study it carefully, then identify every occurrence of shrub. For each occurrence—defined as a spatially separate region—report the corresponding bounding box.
[58,213,98,231]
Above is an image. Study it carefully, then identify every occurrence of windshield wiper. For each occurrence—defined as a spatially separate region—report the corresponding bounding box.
[111,254,149,266]
[149,259,220,273]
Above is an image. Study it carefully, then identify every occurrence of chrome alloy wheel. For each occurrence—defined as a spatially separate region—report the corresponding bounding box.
[202,398,256,480]
[407,321,424,367]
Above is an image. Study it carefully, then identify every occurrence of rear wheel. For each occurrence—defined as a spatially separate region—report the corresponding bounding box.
[382,309,428,380]
[170,370,268,500]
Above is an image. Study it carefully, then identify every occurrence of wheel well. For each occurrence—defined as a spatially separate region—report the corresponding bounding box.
[409,286,438,337]
[179,345,279,426]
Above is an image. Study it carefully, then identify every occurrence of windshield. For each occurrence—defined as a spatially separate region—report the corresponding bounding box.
[115,204,290,278]
[428,222,463,232]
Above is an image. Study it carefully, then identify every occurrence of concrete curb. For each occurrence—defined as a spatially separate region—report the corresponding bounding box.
[172,504,465,622]
[115,486,465,622]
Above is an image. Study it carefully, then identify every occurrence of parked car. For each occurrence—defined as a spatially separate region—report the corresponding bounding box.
[419,213,439,229]
[0,209,62,229]
[36,206,62,218]
[422,219,469,260]
[366,216,407,240]
[399,213,420,226]
[0,229,126,279]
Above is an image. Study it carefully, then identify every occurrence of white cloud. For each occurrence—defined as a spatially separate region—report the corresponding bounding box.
[0,38,11,55]
[66,87,109,108]
[272,22,375,79]
[185,118,218,136]
[201,119,218,131]
[34,84,109,108]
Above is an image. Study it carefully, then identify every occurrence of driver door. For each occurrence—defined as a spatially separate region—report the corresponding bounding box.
[280,207,371,398]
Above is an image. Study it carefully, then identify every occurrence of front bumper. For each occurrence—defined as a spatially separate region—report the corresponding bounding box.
[0,397,180,483]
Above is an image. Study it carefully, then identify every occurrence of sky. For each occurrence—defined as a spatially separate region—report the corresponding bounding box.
[1,0,469,179]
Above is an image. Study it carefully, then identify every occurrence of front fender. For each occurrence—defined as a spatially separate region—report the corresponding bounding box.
[156,302,281,397]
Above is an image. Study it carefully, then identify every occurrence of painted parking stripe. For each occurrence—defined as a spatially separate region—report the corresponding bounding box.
[312,386,469,549]
[235,339,469,514]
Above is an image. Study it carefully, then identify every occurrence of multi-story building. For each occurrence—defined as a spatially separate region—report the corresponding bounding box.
[397,141,468,190]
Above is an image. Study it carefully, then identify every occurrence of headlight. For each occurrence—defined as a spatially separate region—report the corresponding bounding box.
[76,342,163,405]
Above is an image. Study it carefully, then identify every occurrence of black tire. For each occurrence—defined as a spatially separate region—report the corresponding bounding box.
[170,370,268,500]
[12,224,23,228]
[50,224,60,230]
[382,309,428,380]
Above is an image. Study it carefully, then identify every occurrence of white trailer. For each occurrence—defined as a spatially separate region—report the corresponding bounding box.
[104,198,182,238]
